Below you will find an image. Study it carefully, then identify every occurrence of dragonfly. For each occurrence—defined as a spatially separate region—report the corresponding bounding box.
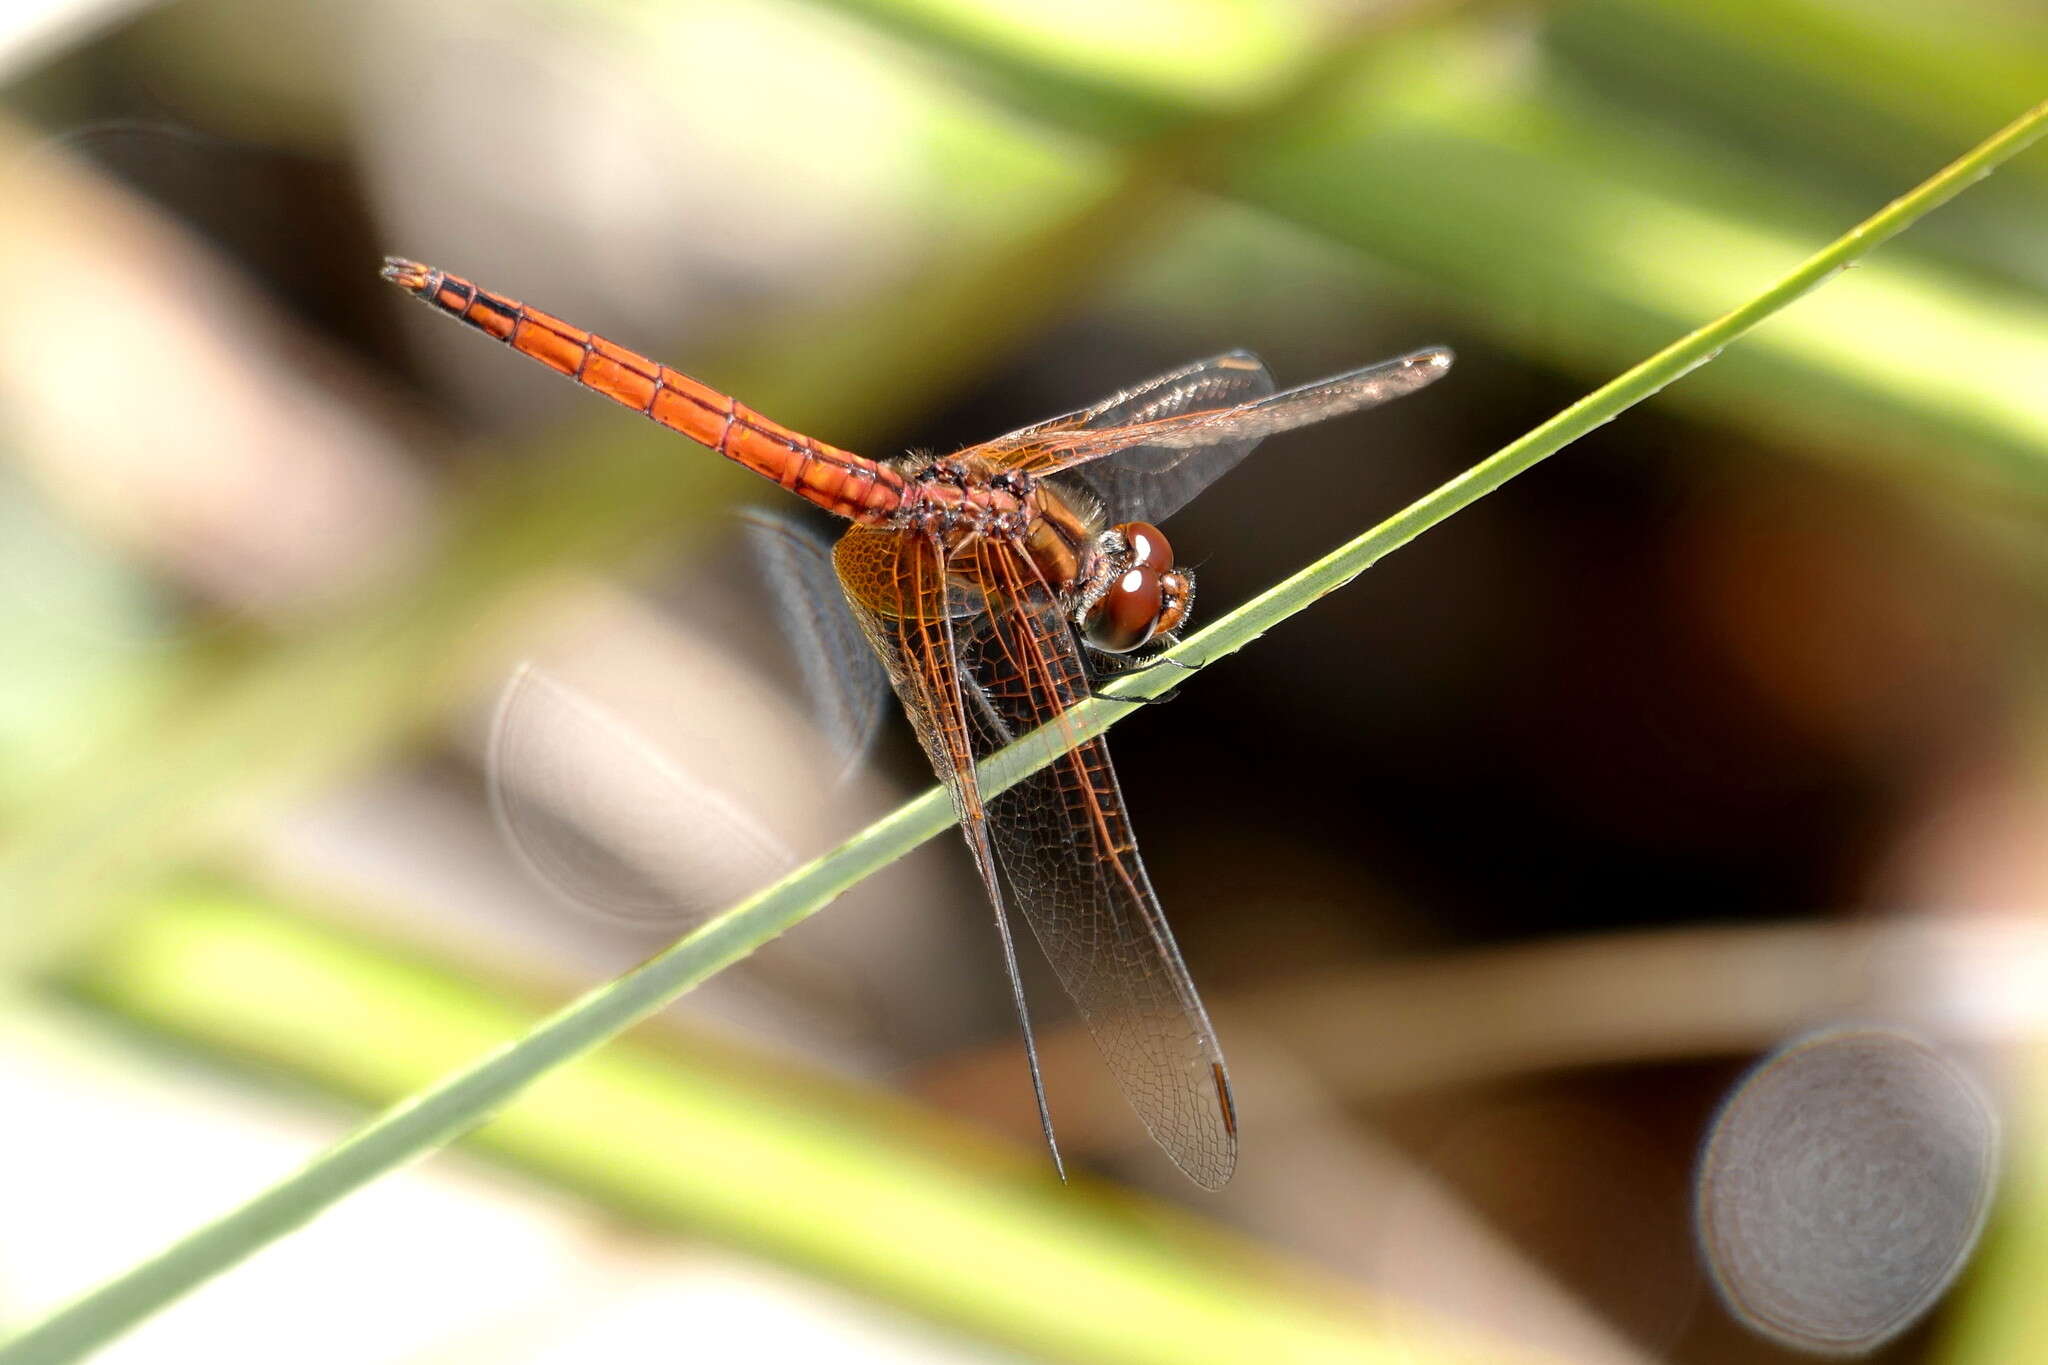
[383,257,1452,1188]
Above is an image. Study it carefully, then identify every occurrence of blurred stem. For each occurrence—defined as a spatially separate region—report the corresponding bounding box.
[749,0,1459,431]
[1932,698,2048,1364]
[842,0,2048,492]
[1937,1044,2048,1365]
[1582,0,2048,185]
[1159,100,2048,671]
[53,881,1508,1365]
[7,97,2043,1365]
[1226,46,2048,493]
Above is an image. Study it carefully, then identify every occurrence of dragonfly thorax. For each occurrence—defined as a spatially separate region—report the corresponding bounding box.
[1078,520,1193,653]
[892,456,1032,538]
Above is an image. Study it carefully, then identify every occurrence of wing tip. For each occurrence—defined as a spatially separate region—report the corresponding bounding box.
[1156,1063,1241,1190]
[1183,1149,1238,1191]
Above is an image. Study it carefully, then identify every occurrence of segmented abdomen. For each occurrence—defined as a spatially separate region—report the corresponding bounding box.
[381,259,906,522]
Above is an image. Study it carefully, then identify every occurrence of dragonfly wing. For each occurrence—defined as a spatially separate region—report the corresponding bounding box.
[488,663,796,927]
[832,525,1068,1179]
[977,351,1268,447]
[991,348,1454,521]
[954,538,1238,1188]
[490,509,881,927]
[1055,352,1276,527]
[739,508,890,784]
[973,352,1274,527]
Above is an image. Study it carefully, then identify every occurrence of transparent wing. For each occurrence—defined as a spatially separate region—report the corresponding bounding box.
[739,508,889,784]
[832,524,1067,1178]
[978,347,1453,524]
[953,537,1238,1189]
[1057,351,1276,527]
[487,662,796,927]
[833,526,1235,1186]
[489,513,883,927]
[973,352,1273,527]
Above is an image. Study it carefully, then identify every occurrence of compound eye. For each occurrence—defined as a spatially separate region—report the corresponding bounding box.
[1118,521,1174,576]
[1084,564,1164,653]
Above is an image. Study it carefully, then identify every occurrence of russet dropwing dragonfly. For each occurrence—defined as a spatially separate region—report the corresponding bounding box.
[383,257,1452,1188]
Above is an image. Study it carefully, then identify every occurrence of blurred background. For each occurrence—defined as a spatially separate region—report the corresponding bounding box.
[1,0,2044,1361]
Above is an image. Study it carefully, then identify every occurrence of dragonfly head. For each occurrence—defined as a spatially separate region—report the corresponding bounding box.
[1081,521,1193,653]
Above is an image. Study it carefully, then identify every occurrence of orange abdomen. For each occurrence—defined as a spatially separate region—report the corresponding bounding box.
[382,259,905,523]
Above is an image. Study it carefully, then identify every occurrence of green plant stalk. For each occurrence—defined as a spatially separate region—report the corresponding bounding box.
[1933,1039,2048,1358]
[1937,1041,2048,1365]
[1933,703,2048,1365]
[835,0,2048,493]
[59,882,1527,1365]
[7,97,2045,1365]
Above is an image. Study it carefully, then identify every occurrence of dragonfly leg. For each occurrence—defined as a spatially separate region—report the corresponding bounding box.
[1092,683,1180,705]
[1087,639,1202,703]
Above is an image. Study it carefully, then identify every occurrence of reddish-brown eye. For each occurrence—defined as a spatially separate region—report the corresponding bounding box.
[1084,564,1163,653]
[1118,521,1174,576]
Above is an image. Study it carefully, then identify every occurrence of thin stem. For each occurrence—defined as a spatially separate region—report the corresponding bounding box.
[6,96,2045,1365]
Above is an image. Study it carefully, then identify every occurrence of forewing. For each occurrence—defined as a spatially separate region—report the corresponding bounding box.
[955,539,1238,1188]
[1060,351,1277,527]
[975,351,1262,447]
[975,352,1275,527]
[985,347,1454,523]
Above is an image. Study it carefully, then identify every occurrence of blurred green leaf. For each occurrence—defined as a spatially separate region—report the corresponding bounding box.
[1938,1044,2048,1365]
[812,0,2048,493]
[1233,40,2048,492]
[46,879,1520,1365]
